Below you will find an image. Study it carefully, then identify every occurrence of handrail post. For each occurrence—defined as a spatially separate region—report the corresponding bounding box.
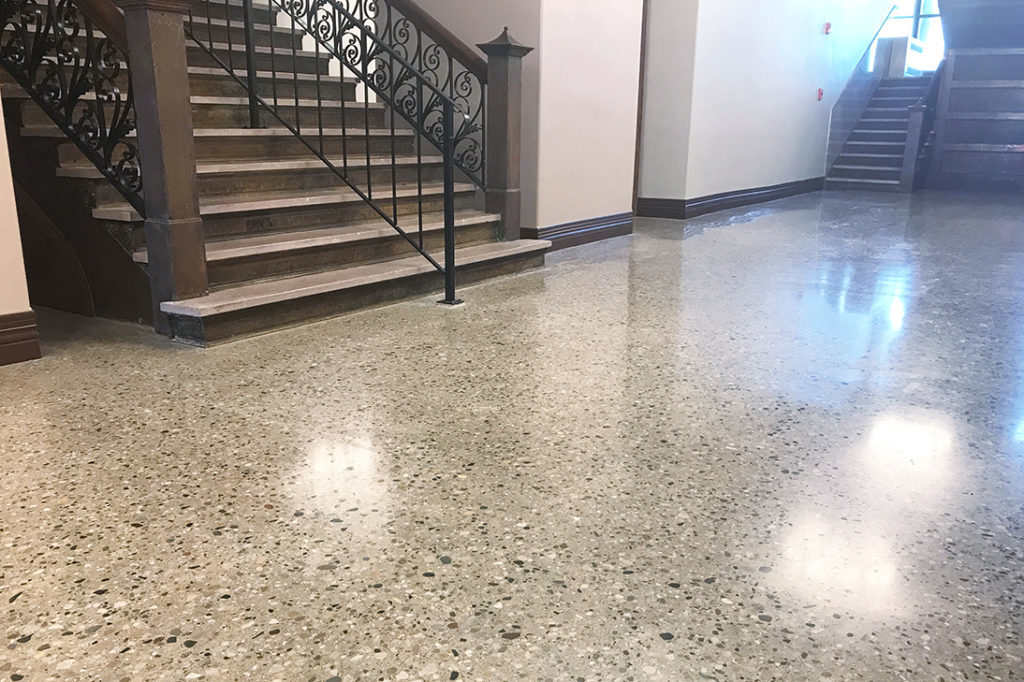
[901,103,927,192]
[478,28,533,241]
[439,99,461,306]
[241,0,262,128]
[117,0,208,334]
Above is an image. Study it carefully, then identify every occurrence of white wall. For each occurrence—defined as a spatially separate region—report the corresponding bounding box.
[413,0,644,229]
[0,96,31,317]
[535,1,644,226]
[638,0,699,200]
[640,0,894,200]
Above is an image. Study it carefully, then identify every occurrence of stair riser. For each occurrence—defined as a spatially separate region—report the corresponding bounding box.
[201,190,478,239]
[189,45,329,76]
[167,250,546,345]
[188,73,357,100]
[825,179,903,192]
[835,154,903,168]
[849,131,908,143]
[869,98,918,108]
[831,167,901,181]
[208,222,496,286]
[191,102,386,129]
[857,119,909,131]
[862,110,911,121]
[844,142,907,155]
[186,3,277,26]
[55,134,415,165]
[94,161,446,203]
[186,21,305,50]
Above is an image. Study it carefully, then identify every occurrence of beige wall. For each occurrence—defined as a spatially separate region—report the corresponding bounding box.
[535,1,644,227]
[640,0,894,200]
[637,0,699,200]
[414,0,644,229]
[0,96,31,317]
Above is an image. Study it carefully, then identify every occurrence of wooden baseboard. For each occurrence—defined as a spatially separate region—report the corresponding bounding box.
[0,310,41,366]
[637,177,824,220]
[522,212,633,251]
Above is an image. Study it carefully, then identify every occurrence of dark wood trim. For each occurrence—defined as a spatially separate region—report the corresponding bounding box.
[523,212,633,251]
[0,310,41,366]
[632,0,651,215]
[79,0,128,51]
[635,197,687,219]
[388,0,488,83]
[637,177,824,220]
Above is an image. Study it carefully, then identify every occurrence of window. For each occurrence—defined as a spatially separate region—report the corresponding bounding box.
[880,0,945,72]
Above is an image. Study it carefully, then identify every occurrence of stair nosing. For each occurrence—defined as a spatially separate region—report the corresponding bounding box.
[159,240,550,317]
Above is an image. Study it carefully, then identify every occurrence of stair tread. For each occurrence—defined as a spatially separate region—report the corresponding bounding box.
[59,154,443,179]
[942,143,1024,151]
[831,164,901,171]
[133,210,500,263]
[21,125,410,139]
[94,181,477,221]
[3,90,378,109]
[951,80,1024,88]
[826,176,900,185]
[160,240,551,317]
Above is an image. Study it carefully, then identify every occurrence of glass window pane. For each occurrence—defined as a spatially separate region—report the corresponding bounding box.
[918,17,945,69]
[921,0,940,16]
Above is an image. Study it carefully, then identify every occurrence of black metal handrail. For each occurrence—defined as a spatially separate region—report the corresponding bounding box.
[185,0,481,303]
[913,59,945,187]
[0,0,143,215]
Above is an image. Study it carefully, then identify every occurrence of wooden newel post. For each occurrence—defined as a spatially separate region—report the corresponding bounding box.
[478,28,533,241]
[901,103,927,192]
[117,0,208,334]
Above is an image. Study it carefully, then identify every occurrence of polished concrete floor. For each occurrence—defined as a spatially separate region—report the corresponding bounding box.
[2,190,1024,681]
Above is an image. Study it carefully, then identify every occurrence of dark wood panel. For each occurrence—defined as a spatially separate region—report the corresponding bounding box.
[946,117,1024,144]
[940,149,1024,175]
[949,86,1024,112]
[0,310,41,366]
[952,53,1024,81]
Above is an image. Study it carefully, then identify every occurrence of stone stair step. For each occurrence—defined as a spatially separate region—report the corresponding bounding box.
[92,181,479,223]
[160,239,551,345]
[134,210,501,286]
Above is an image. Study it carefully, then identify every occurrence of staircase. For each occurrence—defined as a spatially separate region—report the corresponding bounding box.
[1,0,547,345]
[826,76,933,192]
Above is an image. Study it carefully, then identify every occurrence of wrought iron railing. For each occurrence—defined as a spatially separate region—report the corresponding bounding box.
[185,0,487,303]
[0,0,143,215]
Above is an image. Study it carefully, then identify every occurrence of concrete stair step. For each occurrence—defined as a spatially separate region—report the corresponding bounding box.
[134,210,501,285]
[160,239,551,345]
[834,153,903,168]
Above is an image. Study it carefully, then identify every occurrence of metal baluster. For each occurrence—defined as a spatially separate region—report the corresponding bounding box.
[389,50,397,224]
[290,9,299,133]
[440,98,458,305]
[416,73,423,250]
[204,0,214,53]
[224,0,234,72]
[268,0,278,110]
[241,0,260,127]
[338,5,348,179]
[314,5,323,156]
[362,22,372,200]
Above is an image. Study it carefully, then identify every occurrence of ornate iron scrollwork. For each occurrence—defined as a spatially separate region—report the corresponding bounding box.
[0,0,144,215]
[277,0,485,186]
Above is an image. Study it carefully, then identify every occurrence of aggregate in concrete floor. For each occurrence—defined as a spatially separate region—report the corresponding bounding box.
[1,190,1023,681]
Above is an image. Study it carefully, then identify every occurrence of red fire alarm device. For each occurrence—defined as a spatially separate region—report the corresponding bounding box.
[817,88,824,101]
[824,22,832,35]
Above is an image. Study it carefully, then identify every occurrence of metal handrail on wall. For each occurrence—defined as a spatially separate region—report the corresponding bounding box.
[185,0,488,304]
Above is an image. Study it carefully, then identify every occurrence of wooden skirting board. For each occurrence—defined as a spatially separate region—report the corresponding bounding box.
[522,212,634,251]
[0,310,41,366]
[637,177,824,220]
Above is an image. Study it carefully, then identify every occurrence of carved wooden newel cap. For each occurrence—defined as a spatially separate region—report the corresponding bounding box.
[477,27,534,59]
